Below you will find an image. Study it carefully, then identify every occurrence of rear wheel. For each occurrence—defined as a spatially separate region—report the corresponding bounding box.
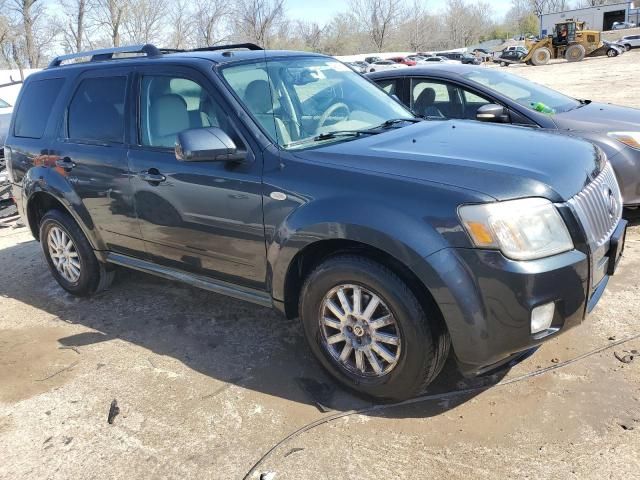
[565,44,586,62]
[624,44,631,52]
[40,210,114,296]
[500,61,508,67]
[531,48,551,66]
[299,255,450,401]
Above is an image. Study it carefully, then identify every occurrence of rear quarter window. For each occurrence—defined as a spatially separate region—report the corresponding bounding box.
[13,78,65,139]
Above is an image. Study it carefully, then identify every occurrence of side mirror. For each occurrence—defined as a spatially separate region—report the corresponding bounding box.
[175,127,243,162]
[476,104,510,123]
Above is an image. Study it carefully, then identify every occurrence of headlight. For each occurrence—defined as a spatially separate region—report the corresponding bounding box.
[458,198,573,261]
[608,131,640,150]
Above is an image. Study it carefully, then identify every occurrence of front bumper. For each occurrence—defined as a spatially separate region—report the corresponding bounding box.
[417,219,624,375]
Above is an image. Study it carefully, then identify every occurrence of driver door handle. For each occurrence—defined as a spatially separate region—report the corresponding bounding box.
[138,169,166,184]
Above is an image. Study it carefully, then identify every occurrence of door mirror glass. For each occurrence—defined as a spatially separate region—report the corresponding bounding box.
[476,104,510,123]
[175,127,241,162]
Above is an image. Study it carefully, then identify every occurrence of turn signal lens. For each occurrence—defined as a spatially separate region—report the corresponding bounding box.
[608,131,640,150]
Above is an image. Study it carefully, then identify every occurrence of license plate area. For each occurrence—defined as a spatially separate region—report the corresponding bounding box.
[606,219,627,276]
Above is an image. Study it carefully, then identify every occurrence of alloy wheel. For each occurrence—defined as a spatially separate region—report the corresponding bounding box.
[47,226,81,283]
[319,284,401,378]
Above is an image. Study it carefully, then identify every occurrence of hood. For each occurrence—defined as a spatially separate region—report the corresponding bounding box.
[298,120,603,202]
[553,102,640,132]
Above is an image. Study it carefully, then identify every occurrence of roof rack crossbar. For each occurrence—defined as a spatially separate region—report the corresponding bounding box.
[189,43,263,52]
[48,44,161,68]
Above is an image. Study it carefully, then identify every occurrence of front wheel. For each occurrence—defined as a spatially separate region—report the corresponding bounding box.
[40,209,114,296]
[624,44,631,52]
[299,255,449,401]
[607,48,618,57]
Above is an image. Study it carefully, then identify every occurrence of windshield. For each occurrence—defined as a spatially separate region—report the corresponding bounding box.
[221,56,412,149]
[463,69,580,114]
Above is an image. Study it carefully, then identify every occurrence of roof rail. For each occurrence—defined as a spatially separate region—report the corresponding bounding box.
[189,43,263,52]
[48,44,161,68]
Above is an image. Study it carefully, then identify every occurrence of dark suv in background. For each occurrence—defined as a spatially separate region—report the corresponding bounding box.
[5,44,626,401]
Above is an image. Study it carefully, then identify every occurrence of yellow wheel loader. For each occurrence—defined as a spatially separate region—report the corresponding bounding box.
[511,20,608,66]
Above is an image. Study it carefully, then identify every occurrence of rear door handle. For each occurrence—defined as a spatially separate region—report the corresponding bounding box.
[55,157,76,171]
[138,169,166,184]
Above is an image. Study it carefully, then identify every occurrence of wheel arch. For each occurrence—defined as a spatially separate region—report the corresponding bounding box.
[23,168,103,250]
[278,237,448,337]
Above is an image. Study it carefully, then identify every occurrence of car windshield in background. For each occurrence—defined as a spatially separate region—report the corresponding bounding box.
[463,69,581,114]
[222,57,413,150]
[0,98,10,108]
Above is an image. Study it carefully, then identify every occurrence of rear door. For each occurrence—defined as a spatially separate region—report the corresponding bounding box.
[49,67,145,257]
[127,65,266,289]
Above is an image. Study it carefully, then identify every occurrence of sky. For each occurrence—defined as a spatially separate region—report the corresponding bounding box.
[286,0,514,25]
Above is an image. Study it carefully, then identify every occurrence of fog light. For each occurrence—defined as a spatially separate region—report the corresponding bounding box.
[531,302,555,334]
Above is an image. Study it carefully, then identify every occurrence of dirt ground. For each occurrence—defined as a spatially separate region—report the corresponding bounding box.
[2,52,640,480]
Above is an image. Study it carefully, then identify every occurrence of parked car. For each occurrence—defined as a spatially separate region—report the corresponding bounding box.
[495,47,528,66]
[461,53,481,65]
[618,34,640,51]
[603,40,625,57]
[422,56,457,64]
[6,44,626,401]
[436,52,463,61]
[367,60,404,72]
[406,54,429,63]
[387,56,417,66]
[472,48,492,61]
[364,56,384,64]
[368,64,640,206]
[346,61,369,74]
[612,21,636,30]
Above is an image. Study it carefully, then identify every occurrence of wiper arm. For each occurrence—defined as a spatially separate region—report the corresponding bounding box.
[284,129,377,148]
[370,117,423,130]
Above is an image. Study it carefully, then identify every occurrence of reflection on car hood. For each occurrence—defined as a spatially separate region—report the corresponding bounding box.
[553,102,640,132]
[300,120,603,202]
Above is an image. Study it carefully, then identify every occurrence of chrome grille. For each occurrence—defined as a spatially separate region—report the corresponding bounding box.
[566,161,622,251]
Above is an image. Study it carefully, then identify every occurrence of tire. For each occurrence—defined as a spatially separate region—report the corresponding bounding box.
[299,255,450,401]
[565,44,586,62]
[500,61,508,67]
[531,48,551,66]
[624,44,631,52]
[40,209,114,296]
[607,48,618,57]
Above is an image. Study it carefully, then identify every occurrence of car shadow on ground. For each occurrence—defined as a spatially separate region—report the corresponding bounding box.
[0,235,510,419]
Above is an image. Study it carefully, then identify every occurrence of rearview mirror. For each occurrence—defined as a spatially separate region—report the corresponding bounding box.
[175,127,243,162]
[476,104,510,123]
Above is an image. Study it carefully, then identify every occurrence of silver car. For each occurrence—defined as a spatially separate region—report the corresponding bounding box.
[619,34,640,51]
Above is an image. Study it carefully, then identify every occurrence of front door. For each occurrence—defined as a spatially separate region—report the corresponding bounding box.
[127,66,266,289]
[49,69,145,257]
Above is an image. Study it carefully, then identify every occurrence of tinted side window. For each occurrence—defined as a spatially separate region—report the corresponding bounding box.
[14,78,65,139]
[376,79,398,95]
[68,77,126,143]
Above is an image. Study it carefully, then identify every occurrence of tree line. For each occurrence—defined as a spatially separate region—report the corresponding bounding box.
[0,0,626,71]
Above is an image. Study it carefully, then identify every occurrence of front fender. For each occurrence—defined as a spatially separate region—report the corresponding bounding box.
[268,196,452,302]
[23,166,105,250]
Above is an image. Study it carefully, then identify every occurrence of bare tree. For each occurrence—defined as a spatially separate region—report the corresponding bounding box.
[349,0,404,51]
[89,0,127,47]
[166,0,192,49]
[57,0,91,53]
[296,20,323,51]
[404,0,429,51]
[123,0,167,44]
[7,0,45,67]
[233,0,286,48]
[194,0,229,47]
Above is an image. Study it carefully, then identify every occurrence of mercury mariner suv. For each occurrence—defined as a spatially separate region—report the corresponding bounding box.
[5,44,626,401]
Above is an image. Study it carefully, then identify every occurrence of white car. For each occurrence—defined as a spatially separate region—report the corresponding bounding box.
[0,97,12,115]
[422,56,458,64]
[367,60,404,73]
[619,34,640,51]
[612,21,636,30]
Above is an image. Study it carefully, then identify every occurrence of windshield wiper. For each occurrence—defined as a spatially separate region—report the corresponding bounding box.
[371,117,422,130]
[284,118,422,149]
[285,129,378,148]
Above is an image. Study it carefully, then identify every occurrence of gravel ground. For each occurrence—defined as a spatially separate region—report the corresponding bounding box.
[1,52,640,480]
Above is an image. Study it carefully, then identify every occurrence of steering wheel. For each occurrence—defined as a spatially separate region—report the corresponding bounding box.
[317,102,350,131]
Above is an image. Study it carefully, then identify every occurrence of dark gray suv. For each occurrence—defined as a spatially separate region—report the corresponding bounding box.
[4,44,626,401]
